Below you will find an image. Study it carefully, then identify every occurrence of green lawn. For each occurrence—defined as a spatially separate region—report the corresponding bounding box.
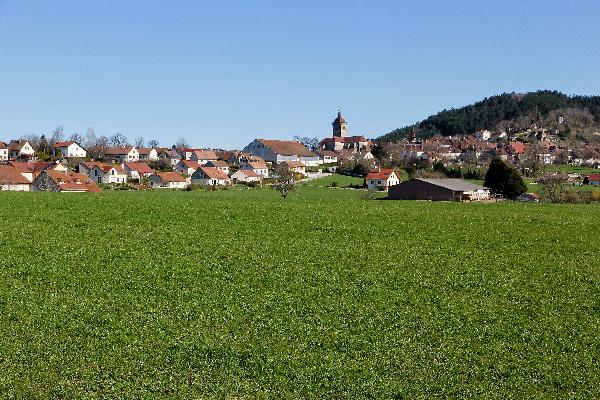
[1,183,599,398]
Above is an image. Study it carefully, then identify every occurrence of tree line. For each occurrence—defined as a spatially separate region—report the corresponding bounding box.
[18,126,192,159]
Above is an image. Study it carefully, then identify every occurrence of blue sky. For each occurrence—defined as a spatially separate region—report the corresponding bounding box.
[1,0,598,149]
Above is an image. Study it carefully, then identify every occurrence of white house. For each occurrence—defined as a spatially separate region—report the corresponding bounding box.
[317,151,338,164]
[8,140,35,160]
[158,149,182,166]
[0,142,8,161]
[240,160,269,178]
[137,148,159,161]
[51,141,87,158]
[231,169,262,184]
[284,161,306,176]
[104,147,139,163]
[365,169,401,191]
[174,159,200,176]
[191,166,231,186]
[243,139,320,166]
[474,130,492,141]
[148,172,189,189]
[88,164,127,184]
[121,162,155,180]
[78,162,104,175]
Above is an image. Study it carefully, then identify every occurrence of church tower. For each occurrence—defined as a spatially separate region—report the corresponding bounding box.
[332,110,348,138]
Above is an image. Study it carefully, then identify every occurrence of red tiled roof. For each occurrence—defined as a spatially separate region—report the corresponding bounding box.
[366,169,396,180]
[161,150,181,159]
[320,136,367,144]
[588,174,600,181]
[137,148,156,155]
[155,172,186,182]
[8,140,32,152]
[9,161,56,173]
[44,171,102,192]
[510,142,526,154]
[284,161,305,168]
[198,167,230,180]
[0,165,31,184]
[96,164,126,174]
[247,161,268,170]
[51,141,75,148]
[104,147,134,155]
[123,162,155,174]
[236,169,260,178]
[79,162,105,170]
[193,149,218,160]
[206,160,229,168]
[179,160,200,169]
[0,141,7,149]
[258,139,316,157]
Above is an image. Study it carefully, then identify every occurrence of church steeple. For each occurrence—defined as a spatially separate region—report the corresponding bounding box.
[332,110,348,138]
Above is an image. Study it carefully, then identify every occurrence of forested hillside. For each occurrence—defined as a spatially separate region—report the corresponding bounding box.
[378,91,600,142]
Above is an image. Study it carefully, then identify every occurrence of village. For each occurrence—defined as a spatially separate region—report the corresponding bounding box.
[1,111,599,201]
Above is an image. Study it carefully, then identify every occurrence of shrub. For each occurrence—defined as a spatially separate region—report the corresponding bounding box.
[484,158,527,199]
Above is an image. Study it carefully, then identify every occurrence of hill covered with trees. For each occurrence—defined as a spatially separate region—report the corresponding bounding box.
[378,91,600,142]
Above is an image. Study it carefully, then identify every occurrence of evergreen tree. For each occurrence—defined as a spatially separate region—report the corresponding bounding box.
[484,158,527,198]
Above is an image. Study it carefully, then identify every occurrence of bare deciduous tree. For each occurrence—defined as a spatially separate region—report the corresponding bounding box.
[110,133,129,147]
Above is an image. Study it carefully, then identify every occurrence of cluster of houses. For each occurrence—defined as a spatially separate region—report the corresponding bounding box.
[0,112,376,192]
[2,113,600,198]
[396,128,600,167]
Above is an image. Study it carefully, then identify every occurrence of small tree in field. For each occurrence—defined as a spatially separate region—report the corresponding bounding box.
[272,163,296,198]
[538,174,569,203]
[484,158,527,199]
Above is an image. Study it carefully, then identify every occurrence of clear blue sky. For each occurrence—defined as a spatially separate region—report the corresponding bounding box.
[1,0,598,149]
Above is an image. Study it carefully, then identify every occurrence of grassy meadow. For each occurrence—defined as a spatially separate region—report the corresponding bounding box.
[1,180,599,398]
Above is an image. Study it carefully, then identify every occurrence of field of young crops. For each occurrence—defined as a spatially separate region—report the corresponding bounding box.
[1,182,599,398]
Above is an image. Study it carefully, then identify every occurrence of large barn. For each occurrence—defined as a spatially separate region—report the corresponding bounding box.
[388,178,491,201]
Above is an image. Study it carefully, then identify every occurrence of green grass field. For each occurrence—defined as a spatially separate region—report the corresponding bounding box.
[1,181,599,398]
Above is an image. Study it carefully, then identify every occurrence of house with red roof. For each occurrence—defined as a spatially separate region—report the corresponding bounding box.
[158,149,182,166]
[137,148,159,161]
[9,161,68,182]
[88,164,127,184]
[191,166,232,186]
[103,147,139,163]
[190,149,218,165]
[51,141,87,158]
[240,159,269,178]
[284,160,306,176]
[148,172,189,189]
[32,171,101,193]
[365,169,400,191]
[584,174,600,186]
[230,169,262,184]
[121,162,155,180]
[8,140,35,161]
[0,165,31,191]
[205,160,230,175]
[174,159,201,176]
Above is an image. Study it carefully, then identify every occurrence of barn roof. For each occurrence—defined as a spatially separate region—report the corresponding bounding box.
[415,178,488,192]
